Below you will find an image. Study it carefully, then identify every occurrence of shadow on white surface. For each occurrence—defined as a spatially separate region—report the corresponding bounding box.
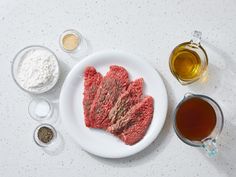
[43,132,65,156]
[91,71,175,166]
[200,120,236,176]
[189,40,236,96]
[188,63,222,95]
[202,40,236,76]
[69,38,93,60]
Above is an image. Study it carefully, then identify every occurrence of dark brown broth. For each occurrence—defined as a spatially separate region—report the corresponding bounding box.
[176,97,216,141]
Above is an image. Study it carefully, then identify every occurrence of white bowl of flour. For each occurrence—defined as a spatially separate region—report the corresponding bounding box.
[12,46,60,94]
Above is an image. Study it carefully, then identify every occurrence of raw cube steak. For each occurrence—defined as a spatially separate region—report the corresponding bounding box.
[107,96,154,145]
[108,78,143,125]
[89,65,129,129]
[83,66,102,127]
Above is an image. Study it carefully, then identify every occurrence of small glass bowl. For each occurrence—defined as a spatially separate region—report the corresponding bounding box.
[33,124,57,147]
[59,29,88,57]
[11,45,60,94]
[28,97,53,122]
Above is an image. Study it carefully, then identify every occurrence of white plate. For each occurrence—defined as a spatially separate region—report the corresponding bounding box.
[59,50,168,158]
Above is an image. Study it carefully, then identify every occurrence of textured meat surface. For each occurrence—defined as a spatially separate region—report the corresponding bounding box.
[108,78,143,125]
[89,65,129,129]
[83,66,102,127]
[107,96,154,145]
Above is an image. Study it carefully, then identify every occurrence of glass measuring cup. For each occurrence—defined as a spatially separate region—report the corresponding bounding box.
[169,31,208,85]
[173,93,224,157]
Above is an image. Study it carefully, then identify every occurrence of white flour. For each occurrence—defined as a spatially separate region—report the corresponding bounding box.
[17,48,59,93]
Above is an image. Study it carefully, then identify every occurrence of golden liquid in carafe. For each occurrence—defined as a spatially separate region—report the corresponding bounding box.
[170,42,201,81]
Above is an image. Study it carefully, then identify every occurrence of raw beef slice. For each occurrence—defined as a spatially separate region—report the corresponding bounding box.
[83,66,102,127]
[107,96,154,145]
[108,78,143,125]
[89,65,129,129]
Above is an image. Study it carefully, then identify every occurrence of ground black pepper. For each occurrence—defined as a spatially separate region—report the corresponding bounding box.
[37,126,54,144]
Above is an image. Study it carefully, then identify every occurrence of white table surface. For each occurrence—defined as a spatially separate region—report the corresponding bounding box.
[1,0,236,177]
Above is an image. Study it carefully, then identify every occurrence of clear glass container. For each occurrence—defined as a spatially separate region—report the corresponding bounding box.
[33,124,64,155]
[169,31,208,85]
[33,124,57,147]
[28,97,58,123]
[173,93,224,157]
[11,45,60,94]
[59,29,88,58]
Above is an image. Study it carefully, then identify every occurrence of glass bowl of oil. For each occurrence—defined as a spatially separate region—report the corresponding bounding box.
[169,31,208,85]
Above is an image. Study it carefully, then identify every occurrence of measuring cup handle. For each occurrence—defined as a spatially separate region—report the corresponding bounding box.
[184,92,194,98]
[191,30,202,45]
[202,138,218,157]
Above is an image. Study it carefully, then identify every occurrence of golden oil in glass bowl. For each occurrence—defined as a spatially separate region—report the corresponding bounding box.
[169,41,208,85]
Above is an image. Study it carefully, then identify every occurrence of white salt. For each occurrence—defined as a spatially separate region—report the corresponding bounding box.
[35,101,51,118]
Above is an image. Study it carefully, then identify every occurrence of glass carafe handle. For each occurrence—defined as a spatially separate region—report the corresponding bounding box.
[202,138,218,157]
[191,30,202,46]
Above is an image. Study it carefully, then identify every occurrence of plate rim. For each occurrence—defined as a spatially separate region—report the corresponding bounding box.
[59,50,168,158]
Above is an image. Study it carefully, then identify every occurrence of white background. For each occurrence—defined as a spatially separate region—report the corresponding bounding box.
[0,0,236,177]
